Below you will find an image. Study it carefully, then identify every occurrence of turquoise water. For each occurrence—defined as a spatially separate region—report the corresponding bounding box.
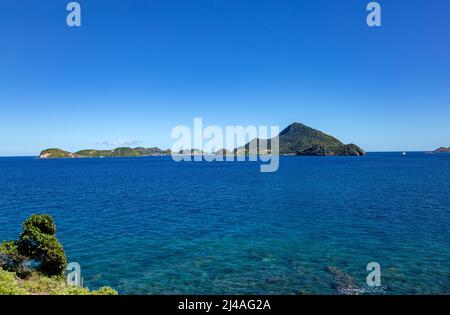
[0,153,449,294]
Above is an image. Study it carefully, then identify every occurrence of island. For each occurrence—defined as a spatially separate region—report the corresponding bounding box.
[39,147,171,159]
[39,122,365,158]
[235,122,365,156]
[434,147,450,153]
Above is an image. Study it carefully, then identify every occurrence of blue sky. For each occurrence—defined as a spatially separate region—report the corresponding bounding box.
[0,0,449,155]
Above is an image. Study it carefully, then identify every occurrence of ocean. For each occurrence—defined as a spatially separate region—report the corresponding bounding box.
[0,153,449,294]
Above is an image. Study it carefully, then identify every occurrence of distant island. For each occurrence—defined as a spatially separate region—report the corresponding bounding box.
[39,122,365,158]
[39,147,171,159]
[434,147,450,153]
[236,122,365,156]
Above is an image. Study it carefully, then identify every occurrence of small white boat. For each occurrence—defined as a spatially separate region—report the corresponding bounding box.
[402,152,406,156]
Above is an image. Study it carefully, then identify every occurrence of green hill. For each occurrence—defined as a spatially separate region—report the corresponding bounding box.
[236,122,365,156]
[39,148,75,158]
[277,122,365,155]
[39,147,171,158]
[434,147,450,153]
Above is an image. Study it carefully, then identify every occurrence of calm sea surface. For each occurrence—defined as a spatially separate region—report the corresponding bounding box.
[0,153,449,294]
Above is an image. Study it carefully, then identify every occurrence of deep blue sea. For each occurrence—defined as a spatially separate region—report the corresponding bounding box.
[0,153,449,294]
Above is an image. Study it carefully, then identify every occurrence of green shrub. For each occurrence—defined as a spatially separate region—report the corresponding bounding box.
[0,268,28,295]
[18,214,67,276]
[34,234,66,276]
[91,286,118,295]
[0,267,118,295]
[22,214,56,235]
[0,240,26,273]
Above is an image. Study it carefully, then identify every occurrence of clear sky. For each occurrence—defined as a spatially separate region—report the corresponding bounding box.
[1,0,449,156]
